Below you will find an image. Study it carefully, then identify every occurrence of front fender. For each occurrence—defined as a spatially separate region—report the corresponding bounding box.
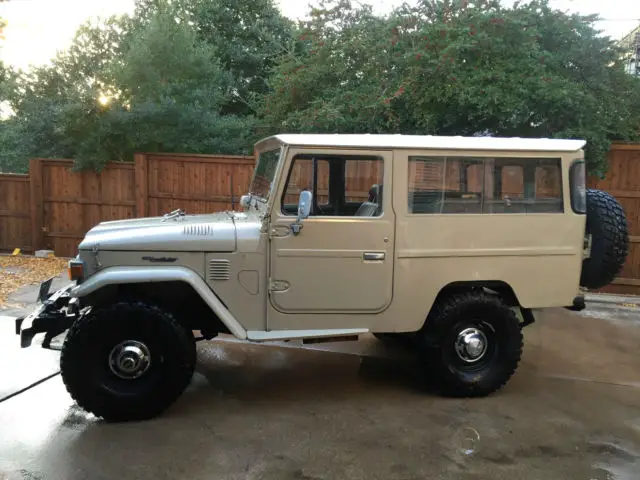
[71,266,247,340]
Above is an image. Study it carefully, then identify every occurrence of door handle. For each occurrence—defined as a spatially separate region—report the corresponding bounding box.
[363,252,385,261]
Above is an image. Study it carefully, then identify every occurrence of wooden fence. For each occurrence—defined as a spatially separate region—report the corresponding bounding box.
[0,153,255,258]
[2,144,640,296]
[0,173,31,252]
[588,143,640,295]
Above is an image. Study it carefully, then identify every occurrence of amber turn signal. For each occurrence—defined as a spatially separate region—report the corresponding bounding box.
[68,260,84,281]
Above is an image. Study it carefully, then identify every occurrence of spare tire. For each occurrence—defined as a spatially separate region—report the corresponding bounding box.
[580,189,629,289]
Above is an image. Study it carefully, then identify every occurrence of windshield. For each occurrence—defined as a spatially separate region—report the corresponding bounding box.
[249,146,282,201]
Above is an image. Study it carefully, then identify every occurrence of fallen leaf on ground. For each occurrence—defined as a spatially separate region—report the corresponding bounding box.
[0,256,67,306]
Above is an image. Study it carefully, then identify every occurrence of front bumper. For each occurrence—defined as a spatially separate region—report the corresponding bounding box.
[15,278,79,349]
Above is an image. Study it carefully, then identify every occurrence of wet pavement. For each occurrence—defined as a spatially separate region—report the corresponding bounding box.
[1,304,640,480]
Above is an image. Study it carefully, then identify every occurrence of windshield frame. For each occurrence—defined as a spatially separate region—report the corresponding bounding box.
[248,138,286,205]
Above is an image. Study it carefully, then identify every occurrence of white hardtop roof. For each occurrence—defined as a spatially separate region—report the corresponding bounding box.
[265,134,586,152]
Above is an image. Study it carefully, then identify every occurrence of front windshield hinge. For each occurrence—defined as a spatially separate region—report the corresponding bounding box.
[269,224,290,238]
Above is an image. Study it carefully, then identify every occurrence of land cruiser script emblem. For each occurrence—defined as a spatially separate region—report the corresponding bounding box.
[141,256,178,263]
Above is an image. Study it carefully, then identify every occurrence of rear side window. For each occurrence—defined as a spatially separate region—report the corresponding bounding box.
[408,156,563,214]
[570,160,586,214]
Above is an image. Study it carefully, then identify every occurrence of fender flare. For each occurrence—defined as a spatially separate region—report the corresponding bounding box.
[70,266,247,340]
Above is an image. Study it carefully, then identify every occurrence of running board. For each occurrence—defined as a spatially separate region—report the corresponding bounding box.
[246,328,368,342]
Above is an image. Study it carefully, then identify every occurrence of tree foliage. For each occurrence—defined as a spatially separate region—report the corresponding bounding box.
[0,0,639,174]
[261,0,640,174]
[0,0,292,172]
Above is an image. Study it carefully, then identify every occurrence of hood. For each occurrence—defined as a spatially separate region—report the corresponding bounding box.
[78,211,262,252]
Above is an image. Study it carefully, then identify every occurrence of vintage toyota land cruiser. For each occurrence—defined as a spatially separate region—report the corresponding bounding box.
[15,134,628,422]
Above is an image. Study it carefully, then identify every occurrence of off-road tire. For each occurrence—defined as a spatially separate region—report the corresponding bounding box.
[580,189,629,290]
[60,301,196,422]
[420,292,523,397]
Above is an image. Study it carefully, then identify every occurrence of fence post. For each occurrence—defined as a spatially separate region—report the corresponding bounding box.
[29,158,44,252]
[230,173,235,210]
[134,153,148,218]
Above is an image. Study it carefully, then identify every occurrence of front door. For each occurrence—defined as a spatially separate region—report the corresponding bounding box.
[267,149,395,329]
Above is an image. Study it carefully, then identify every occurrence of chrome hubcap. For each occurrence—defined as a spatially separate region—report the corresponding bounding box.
[109,340,151,379]
[454,327,488,363]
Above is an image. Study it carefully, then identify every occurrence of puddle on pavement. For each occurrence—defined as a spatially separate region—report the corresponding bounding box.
[577,306,640,328]
[451,426,481,456]
[541,374,640,389]
[589,440,640,480]
[192,339,425,402]
[61,404,98,430]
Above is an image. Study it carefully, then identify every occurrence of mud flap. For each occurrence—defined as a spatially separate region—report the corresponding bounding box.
[520,307,536,328]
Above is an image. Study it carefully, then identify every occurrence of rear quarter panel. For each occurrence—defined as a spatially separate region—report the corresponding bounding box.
[379,149,586,333]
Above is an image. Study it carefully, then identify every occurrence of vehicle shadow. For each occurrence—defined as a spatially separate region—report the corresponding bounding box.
[181,339,431,407]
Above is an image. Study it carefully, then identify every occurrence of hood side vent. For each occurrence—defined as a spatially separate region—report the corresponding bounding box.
[184,224,215,236]
[208,259,231,281]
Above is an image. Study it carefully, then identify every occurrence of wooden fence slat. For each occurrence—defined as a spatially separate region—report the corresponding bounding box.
[149,192,237,203]
[29,159,44,252]
[0,211,30,218]
[46,232,86,239]
[43,197,136,207]
[0,172,31,251]
[135,153,148,218]
[611,278,640,286]
[606,190,640,198]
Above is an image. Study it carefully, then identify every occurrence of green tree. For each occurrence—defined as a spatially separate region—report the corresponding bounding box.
[262,0,640,174]
[133,0,297,116]
[0,0,275,172]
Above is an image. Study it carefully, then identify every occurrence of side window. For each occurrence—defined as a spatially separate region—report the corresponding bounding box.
[281,154,384,217]
[485,160,527,213]
[408,156,563,214]
[408,157,483,214]
[535,160,563,206]
[281,158,330,214]
[345,158,384,206]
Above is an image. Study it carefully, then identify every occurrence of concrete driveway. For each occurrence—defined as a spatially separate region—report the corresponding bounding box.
[1,299,640,479]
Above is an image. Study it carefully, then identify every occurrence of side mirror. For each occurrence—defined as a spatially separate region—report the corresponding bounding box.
[292,190,312,235]
[240,195,251,209]
[297,190,312,220]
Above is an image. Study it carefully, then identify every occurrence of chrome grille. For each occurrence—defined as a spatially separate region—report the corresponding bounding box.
[208,259,231,281]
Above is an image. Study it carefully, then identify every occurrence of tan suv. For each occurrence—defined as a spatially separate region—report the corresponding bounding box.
[16,134,628,422]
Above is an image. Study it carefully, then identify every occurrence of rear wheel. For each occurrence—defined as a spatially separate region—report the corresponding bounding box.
[420,292,523,397]
[60,301,196,422]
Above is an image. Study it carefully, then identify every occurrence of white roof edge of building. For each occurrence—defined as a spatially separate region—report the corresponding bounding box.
[258,134,586,152]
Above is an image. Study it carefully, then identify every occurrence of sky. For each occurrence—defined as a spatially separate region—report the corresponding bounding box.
[0,0,639,71]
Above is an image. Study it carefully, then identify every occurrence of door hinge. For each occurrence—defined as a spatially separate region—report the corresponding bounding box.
[268,278,290,292]
[269,225,291,238]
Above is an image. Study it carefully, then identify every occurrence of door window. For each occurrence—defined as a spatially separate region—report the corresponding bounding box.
[281,154,384,217]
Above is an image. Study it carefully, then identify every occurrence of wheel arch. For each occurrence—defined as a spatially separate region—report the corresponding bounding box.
[71,266,247,339]
[432,280,521,307]
[416,280,521,333]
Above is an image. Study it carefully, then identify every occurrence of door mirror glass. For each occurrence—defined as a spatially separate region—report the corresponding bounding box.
[297,190,312,221]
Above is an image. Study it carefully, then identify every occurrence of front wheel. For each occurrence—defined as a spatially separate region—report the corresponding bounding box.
[60,301,196,422]
[420,292,523,397]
